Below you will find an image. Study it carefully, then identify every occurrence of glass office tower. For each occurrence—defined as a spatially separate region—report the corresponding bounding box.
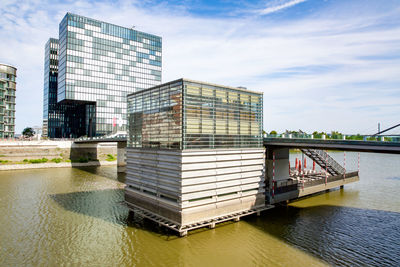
[125,79,265,235]
[43,38,89,138]
[56,13,162,136]
[0,63,16,138]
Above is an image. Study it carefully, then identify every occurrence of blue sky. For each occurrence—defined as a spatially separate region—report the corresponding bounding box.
[1,0,400,135]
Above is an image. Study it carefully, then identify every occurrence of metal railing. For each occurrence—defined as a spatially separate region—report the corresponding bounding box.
[265,133,400,143]
[301,148,345,175]
[273,171,359,195]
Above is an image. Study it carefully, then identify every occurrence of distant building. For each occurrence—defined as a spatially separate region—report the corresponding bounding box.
[0,63,16,138]
[125,78,264,235]
[43,13,162,138]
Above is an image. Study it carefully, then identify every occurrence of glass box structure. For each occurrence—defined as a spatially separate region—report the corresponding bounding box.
[127,78,263,149]
[43,13,162,138]
[0,63,16,138]
[125,79,265,235]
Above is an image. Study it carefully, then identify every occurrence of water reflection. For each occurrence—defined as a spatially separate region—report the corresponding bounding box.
[247,205,400,266]
[0,153,399,266]
[50,189,128,225]
[74,166,127,184]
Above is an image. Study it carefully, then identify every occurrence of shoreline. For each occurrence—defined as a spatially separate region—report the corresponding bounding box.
[0,160,117,171]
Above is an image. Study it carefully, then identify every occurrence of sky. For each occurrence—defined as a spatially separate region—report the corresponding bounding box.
[0,0,399,135]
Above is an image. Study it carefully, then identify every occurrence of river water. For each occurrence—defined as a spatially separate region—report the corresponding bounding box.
[0,152,399,266]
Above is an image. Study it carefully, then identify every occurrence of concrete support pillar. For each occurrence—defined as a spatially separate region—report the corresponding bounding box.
[209,223,216,229]
[233,217,240,222]
[117,142,127,173]
[265,147,290,204]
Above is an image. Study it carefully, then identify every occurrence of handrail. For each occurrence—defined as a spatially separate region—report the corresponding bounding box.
[300,148,345,175]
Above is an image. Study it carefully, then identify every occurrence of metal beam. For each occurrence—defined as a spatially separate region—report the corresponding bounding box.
[264,138,400,154]
[372,123,400,136]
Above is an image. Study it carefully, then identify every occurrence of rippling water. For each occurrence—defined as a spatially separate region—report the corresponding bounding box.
[0,153,399,266]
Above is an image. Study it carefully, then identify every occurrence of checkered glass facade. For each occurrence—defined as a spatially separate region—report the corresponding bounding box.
[57,13,162,136]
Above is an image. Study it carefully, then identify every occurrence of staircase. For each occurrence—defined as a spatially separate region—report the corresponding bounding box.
[300,149,345,176]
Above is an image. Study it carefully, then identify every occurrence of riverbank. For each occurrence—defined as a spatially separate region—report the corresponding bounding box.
[0,140,118,171]
[0,160,116,171]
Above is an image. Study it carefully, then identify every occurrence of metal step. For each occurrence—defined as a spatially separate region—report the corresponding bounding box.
[300,148,345,176]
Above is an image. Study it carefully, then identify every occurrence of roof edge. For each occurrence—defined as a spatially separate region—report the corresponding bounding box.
[127,78,262,97]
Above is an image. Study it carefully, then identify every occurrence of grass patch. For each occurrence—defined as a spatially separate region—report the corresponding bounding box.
[106,154,117,161]
[29,158,48,164]
[0,160,9,164]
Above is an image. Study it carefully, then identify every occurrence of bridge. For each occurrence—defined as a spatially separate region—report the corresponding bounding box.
[74,132,128,172]
[263,135,400,154]
[74,133,400,154]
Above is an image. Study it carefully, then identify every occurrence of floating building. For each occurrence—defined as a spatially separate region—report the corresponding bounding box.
[0,63,16,138]
[43,13,162,138]
[125,78,266,235]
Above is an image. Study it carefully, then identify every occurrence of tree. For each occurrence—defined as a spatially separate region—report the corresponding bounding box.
[269,130,277,135]
[22,127,35,138]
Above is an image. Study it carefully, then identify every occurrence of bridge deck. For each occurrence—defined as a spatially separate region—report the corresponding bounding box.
[264,138,400,154]
[73,136,400,154]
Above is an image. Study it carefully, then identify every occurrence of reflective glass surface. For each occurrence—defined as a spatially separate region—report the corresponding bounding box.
[43,38,94,138]
[128,81,182,148]
[128,79,263,149]
[57,13,162,136]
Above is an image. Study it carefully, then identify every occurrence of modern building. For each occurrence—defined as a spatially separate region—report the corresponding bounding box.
[43,38,90,138]
[0,63,16,138]
[43,13,162,138]
[125,78,265,235]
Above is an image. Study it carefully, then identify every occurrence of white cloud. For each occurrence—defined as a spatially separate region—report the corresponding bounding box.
[0,0,399,135]
[259,0,307,15]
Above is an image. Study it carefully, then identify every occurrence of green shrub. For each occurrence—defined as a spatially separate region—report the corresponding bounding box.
[23,159,28,162]
[78,156,88,163]
[28,158,49,164]
[106,154,116,161]
[29,159,42,164]
[0,160,9,163]
[51,158,62,163]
